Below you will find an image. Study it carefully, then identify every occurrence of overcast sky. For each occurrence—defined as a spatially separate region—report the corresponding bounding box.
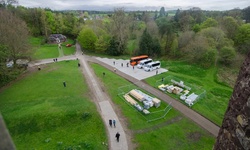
[18,0,250,11]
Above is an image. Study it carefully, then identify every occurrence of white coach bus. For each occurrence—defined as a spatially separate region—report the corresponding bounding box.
[137,58,153,69]
[143,61,161,72]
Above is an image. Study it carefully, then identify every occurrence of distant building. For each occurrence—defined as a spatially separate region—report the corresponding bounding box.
[48,34,67,44]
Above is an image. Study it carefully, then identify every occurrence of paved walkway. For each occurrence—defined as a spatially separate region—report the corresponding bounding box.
[75,44,128,150]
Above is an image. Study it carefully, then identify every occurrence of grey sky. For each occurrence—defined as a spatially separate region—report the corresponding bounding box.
[18,0,250,11]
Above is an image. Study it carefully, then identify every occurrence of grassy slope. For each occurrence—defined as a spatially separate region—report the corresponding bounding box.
[91,63,215,150]
[0,61,107,150]
[145,60,233,125]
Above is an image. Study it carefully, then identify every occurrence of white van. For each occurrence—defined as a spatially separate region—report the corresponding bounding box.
[137,58,152,69]
[143,61,161,72]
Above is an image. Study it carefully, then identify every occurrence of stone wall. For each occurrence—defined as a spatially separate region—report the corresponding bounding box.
[214,52,250,149]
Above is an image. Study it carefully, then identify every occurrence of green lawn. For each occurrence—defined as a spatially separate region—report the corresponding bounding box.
[145,60,233,125]
[29,37,76,60]
[0,61,107,150]
[91,63,215,149]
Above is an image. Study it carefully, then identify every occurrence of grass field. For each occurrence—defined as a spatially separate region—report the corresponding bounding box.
[29,37,76,60]
[91,63,215,149]
[0,61,107,149]
[144,60,233,125]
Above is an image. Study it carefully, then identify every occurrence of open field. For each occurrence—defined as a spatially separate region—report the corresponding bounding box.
[0,61,107,149]
[144,60,233,125]
[29,37,76,60]
[91,63,215,149]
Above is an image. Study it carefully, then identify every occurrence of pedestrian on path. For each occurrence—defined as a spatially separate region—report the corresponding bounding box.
[63,81,66,87]
[113,61,115,65]
[156,70,158,75]
[113,119,116,128]
[133,66,134,70]
[121,63,123,67]
[127,63,129,67]
[114,68,116,72]
[115,132,120,142]
[109,119,112,127]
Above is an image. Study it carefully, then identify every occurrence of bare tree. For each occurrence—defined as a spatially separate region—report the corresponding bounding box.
[0,9,29,65]
[110,8,129,55]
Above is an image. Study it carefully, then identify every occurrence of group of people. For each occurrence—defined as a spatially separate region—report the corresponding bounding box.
[53,58,58,62]
[113,61,130,67]
[109,119,120,142]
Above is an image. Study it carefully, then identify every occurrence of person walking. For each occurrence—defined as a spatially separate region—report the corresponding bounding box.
[113,119,116,128]
[109,119,112,127]
[63,81,66,87]
[115,132,120,142]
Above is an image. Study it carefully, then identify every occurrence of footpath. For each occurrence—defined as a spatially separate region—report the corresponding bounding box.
[75,44,129,150]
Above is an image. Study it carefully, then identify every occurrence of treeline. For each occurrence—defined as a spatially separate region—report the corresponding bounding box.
[78,6,250,68]
[0,4,250,86]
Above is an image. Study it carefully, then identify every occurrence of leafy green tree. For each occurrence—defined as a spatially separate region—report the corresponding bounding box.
[200,18,218,29]
[78,28,97,51]
[219,46,236,66]
[159,7,166,18]
[221,16,239,39]
[106,36,122,56]
[95,35,110,53]
[179,11,194,31]
[169,36,179,58]
[242,6,250,23]
[151,38,161,57]
[192,24,201,33]
[139,29,153,55]
[200,27,226,49]
[174,9,181,22]
[201,48,217,68]
[234,23,250,54]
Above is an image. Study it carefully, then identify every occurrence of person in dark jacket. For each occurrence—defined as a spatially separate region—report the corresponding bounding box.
[115,132,120,142]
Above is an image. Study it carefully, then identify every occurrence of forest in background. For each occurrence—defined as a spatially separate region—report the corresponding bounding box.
[0,2,250,87]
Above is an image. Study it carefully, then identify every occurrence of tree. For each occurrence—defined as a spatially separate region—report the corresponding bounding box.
[159,7,166,18]
[219,46,236,66]
[174,9,181,22]
[200,17,218,29]
[214,52,250,149]
[234,23,250,54]
[0,0,18,8]
[110,8,128,55]
[200,27,225,49]
[201,48,217,68]
[221,16,239,39]
[179,11,194,31]
[139,29,152,55]
[0,9,29,65]
[77,28,97,51]
[242,6,250,23]
[106,36,121,56]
